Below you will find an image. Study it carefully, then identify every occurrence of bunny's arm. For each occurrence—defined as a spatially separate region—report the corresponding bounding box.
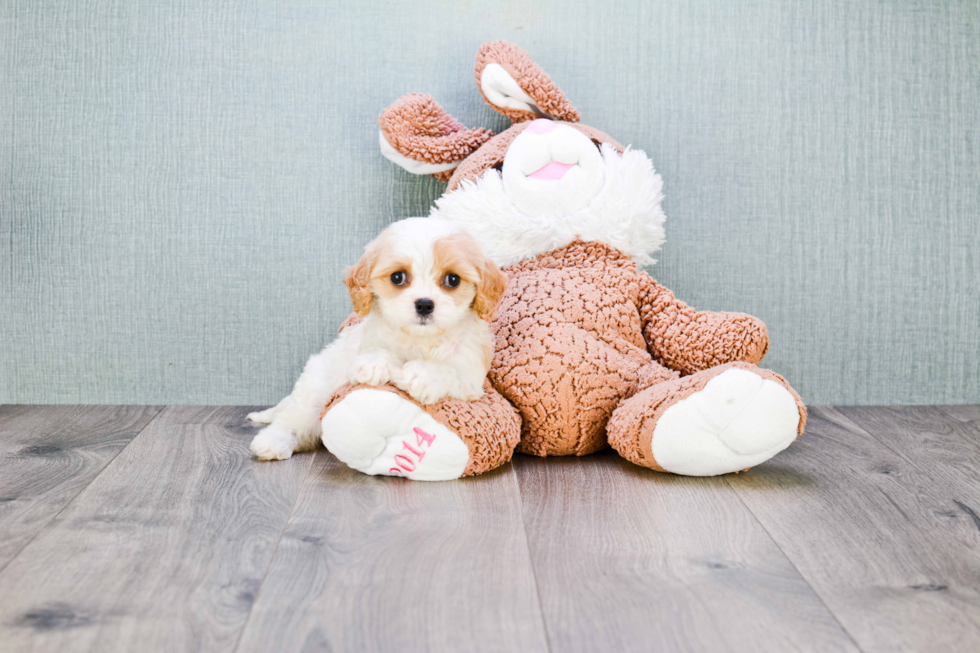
[637,272,769,376]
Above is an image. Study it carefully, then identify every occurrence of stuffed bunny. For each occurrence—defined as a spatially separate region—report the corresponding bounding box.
[320,41,806,480]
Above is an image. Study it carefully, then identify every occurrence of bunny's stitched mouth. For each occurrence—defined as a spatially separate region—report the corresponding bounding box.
[527,161,575,181]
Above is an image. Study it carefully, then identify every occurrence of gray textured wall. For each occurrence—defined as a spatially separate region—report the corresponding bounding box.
[2,0,978,406]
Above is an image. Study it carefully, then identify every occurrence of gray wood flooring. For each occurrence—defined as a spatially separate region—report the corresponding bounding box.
[0,404,977,652]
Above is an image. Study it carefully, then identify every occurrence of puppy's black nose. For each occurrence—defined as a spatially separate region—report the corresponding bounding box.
[415,298,435,316]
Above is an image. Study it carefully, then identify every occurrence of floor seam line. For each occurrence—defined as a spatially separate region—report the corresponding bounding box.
[725,473,867,653]
[0,405,168,577]
[231,448,316,653]
[512,457,555,653]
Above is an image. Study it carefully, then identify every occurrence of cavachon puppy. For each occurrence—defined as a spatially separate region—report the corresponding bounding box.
[248,218,507,473]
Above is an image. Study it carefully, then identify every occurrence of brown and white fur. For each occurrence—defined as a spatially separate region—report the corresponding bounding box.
[248,217,506,461]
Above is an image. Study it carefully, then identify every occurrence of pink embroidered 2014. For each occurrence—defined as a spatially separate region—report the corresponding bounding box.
[390,427,438,475]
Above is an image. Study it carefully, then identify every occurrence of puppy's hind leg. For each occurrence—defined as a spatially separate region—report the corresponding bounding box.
[248,395,290,424]
[250,324,363,461]
[250,366,332,461]
[250,421,299,461]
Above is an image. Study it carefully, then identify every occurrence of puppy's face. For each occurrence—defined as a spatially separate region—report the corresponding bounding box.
[344,219,507,336]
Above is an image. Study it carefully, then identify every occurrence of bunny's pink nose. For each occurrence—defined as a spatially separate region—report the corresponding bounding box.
[526,119,558,135]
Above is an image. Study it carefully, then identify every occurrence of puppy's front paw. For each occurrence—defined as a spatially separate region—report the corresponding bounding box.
[395,361,452,405]
[250,424,296,461]
[348,353,399,387]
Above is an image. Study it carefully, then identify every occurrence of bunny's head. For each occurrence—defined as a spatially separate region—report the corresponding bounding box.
[379,41,666,268]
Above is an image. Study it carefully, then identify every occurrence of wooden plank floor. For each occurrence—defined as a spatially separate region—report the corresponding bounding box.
[0,405,977,652]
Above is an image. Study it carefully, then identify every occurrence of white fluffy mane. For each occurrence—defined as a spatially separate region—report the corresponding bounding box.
[430,144,666,267]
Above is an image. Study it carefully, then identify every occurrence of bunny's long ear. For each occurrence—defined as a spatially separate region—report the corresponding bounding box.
[475,41,581,124]
[378,94,494,182]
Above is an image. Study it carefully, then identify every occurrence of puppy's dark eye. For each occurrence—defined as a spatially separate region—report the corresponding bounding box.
[443,273,460,289]
[390,271,408,286]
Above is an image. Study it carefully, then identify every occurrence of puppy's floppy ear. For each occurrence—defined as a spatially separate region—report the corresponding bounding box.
[475,41,580,124]
[378,94,494,182]
[343,247,377,317]
[473,256,508,321]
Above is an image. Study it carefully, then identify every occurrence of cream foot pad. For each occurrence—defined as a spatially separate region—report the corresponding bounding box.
[321,389,470,481]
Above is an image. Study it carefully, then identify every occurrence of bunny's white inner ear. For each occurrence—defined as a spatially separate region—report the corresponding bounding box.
[378,131,462,175]
[480,63,552,118]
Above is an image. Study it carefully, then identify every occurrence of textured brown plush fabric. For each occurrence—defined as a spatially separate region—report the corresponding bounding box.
[637,275,770,376]
[490,241,677,456]
[475,41,581,123]
[446,121,624,192]
[489,240,777,457]
[321,380,521,477]
[378,93,493,169]
[426,380,523,476]
[607,362,808,471]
